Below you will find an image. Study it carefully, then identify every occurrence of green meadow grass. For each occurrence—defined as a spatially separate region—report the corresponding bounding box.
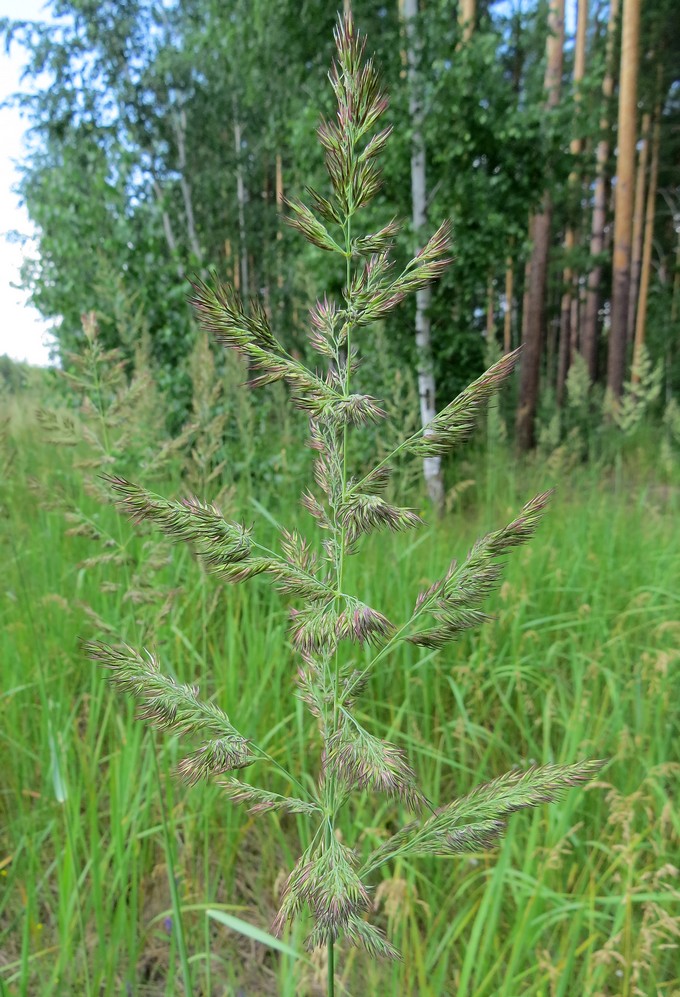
[1,409,679,995]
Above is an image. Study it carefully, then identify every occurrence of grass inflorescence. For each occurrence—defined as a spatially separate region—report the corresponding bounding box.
[3,9,678,997]
[67,11,603,989]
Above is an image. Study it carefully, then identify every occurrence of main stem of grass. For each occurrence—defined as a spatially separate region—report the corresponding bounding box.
[328,928,335,997]
[326,206,354,997]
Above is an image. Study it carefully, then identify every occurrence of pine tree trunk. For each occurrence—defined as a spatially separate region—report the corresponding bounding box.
[458,0,476,46]
[516,0,565,450]
[627,111,650,345]
[632,108,661,382]
[400,0,444,511]
[556,0,588,407]
[607,0,641,402]
[582,0,619,382]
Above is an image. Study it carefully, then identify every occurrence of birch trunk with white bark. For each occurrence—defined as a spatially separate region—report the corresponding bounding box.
[400,0,444,511]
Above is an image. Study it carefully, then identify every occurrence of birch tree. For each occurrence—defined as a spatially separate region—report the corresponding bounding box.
[582,0,619,382]
[400,0,445,509]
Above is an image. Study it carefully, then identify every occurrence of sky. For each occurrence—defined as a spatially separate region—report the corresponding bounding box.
[0,0,56,367]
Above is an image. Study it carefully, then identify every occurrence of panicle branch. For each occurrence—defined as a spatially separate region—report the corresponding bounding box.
[289,597,394,658]
[218,778,321,816]
[189,275,339,415]
[325,713,426,812]
[361,760,605,876]
[83,640,253,783]
[102,474,336,599]
[338,490,423,547]
[407,347,521,458]
[102,474,254,569]
[408,491,553,648]
[272,835,374,951]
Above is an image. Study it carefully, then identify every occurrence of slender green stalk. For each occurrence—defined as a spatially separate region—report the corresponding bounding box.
[151,748,193,997]
[327,923,335,997]
[60,795,93,997]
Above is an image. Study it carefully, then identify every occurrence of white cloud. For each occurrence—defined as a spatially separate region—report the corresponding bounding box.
[0,0,58,367]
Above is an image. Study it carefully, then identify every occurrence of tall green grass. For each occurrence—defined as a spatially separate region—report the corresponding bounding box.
[1,405,679,995]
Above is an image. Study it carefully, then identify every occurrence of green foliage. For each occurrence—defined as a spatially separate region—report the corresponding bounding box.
[661,396,680,467]
[0,354,39,394]
[614,344,663,435]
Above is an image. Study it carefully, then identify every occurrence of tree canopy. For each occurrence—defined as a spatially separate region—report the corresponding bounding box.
[3,0,679,444]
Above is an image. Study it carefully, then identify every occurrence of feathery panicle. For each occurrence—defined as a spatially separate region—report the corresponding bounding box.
[82,7,603,972]
[218,778,321,816]
[361,760,605,876]
[407,348,521,458]
[409,491,552,648]
[83,640,253,782]
[325,717,426,811]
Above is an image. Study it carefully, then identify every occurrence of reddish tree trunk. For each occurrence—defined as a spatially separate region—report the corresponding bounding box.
[627,112,651,344]
[607,0,641,401]
[516,0,565,450]
[556,0,588,406]
[632,108,661,381]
